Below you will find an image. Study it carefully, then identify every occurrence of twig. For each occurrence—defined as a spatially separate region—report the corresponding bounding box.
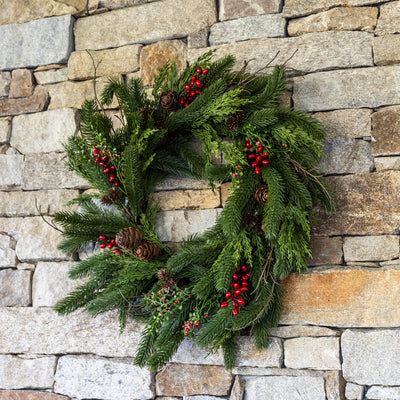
[34,198,63,232]
[86,50,105,114]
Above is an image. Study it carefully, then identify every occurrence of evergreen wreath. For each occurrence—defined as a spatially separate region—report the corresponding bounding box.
[54,51,335,370]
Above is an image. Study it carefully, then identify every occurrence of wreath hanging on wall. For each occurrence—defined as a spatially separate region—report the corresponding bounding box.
[54,51,335,370]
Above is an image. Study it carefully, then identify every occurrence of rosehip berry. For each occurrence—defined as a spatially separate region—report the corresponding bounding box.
[241,282,249,287]
[255,168,261,175]
[110,165,116,171]
[180,99,185,105]
[232,273,239,281]
[225,292,232,299]
[99,162,106,167]
[256,141,261,146]
[101,156,108,162]
[188,96,193,101]
[195,79,201,86]
[262,152,270,158]
[245,138,250,143]
[190,91,196,97]
[114,181,120,187]
[184,102,189,107]
[202,68,209,75]
[190,81,195,86]
[262,159,269,165]
[93,147,100,154]
[185,84,190,91]
[196,66,202,74]
[252,161,258,168]
[242,274,250,281]
[95,157,101,163]
[110,239,115,245]
[221,302,229,308]
[233,282,240,289]
[234,289,242,296]
[240,287,249,292]
[108,175,115,182]
[246,143,252,148]
[241,265,248,272]
[237,298,246,305]
[100,243,106,248]
[248,153,256,159]
[195,90,202,95]
[103,168,110,174]
[233,308,239,316]
[256,155,262,162]
[258,146,264,153]
[192,76,197,81]
[107,243,113,249]
[99,235,106,241]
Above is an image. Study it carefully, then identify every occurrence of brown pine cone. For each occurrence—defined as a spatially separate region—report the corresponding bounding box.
[242,213,259,227]
[157,269,175,291]
[159,90,180,112]
[115,227,143,250]
[136,240,161,261]
[255,185,269,206]
[100,187,122,205]
[226,111,245,131]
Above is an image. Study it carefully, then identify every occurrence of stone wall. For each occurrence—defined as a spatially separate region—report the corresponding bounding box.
[0,1,399,399]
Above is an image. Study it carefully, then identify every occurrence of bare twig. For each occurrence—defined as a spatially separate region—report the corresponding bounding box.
[34,198,63,232]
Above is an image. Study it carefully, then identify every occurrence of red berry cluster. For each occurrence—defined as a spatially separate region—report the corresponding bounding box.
[246,139,270,175]
[92,146,121,187]
[98,235,122,255]
[220,265,250,316]
[180,66,208,108]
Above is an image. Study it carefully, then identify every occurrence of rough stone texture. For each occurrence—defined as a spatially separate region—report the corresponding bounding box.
[375,156,400,171]
[0,391,69,400]
[9,69,34,99]
[68,45,141,81]
[343,235,399,262]
[342,330,400,385]
[188,29,209,49]
[366,386,400,399]
[88,0,153,10]
[0,234,17,268]
[346,383,364,400]
[171,339,223,365]
[281,269,400,327]
[313,109,372,139]
[245,376,326,400]
[34,68,69,85]
[15,217,68,262]
[156,364,233,397]
[371,106,400,156]
[184,397,227,400]
[55,356,153,400]
[0,269,31,306]
[156,208,222,242]
[11,109,78,154]
[190,31,373,76]
[219,0,281,21]
[209,14,286,46]
[325,371,345,400]
[293,66,400,112]
[0,154,24,188]
[0,118,11,143]
[0,218,24,238]
[0,308,145,356]
[312,171,400,236]
[230,376,245,400]
[288,7,378,36]
[0,189,79,217]
[0,72,11,98]
[318,138,373,175]
[0,355,56,390]
[0,15,74,70]
[373,34,400,66]
[23,153,88,190]
[232,367,325,376]
[155,177,213,191]
[75,0,217,51]
[375,1,400,35]
[270,325,340,338]
[308,236,342,266]
[140,40,187,86]
[0,86,49,117]
[285,337,341,370]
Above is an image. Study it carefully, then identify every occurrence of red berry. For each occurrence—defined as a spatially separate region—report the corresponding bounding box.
[110,165,116,171]
[195,79,201,86]
[255,168,261,175]
[233,308,239,316]
[240,286,249,292]
[188,96,193,101]
[113,249,122,255]
[245,138,250,143]
[241,282,249,288]
[233,282,240,289]
[100,243,106,248]
[241,265,248,272]
[262,159,269,166]
[107,243,113,249]
[95,157,100,163]
[184,102,189,107]
[262,152,270,158]
[234,289,242,296]
[99,162,106,167]
[246,143,252,149]
[180,99,185,105]
[258,146,264,153]
[99,235,106,241]
[256,155,262,162]
[185,84,190,91]
[108,175,115,182]
[248,153,256,159]
[196,66,202,74]
[252,161,258,168]
[190,81,195,86]
[192,76,197,81]
[110,239,115,245]
[232,273,239,281]
[93,147,100,154]
[225,292,232,299]
[101,156,108,162]
[103,168,110,174]
[195,90,202,95]
[256,141,261,146]
[190,91,196,97]
[237,298,246,306]
[203,68,209,75]
[242,274,250,281]
[221,302,229,308]
[114,181,120,187]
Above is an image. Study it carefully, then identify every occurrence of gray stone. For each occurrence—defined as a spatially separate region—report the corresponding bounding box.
[184,397,227,400]
[0,218,23,238]
[209,14,286,46]
[17,263,35,271]
[74,0,217,51]
[284,337,341,370]
[232,367,324,376]
[366,386,400,399]
[0,15,74,70]
[156,208,222,242]
[0,269,31,306]
[270,325,340,338]
[171,339,224,365]
[325,371,345,400]
[0,72,11,98]
[230,376,244,400]
[343,235,399,262]
[373,34,400,66]
[23,152,88,190]
[190,31,373,76]
[54,356,154,400]
[346,383,364,400]
[0,118,11,142]
[375,1,400,35]
[0,355,56,389]
[188,29,209,49]
[318,138,373,175]
[0,154,24,188]
[342,329,400,385]
[219,0,281,21]
[9,69,34,98]
[244,376,326,400]
[155,177,211,192]
[293,66,400,112]
[0,234,17,268]
[375,156,400,171]
[308,236,343,266]
[313,109,372,139]
[34,68,69,85]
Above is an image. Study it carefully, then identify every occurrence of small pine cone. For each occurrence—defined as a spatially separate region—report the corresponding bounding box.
[242,213,258,227]
[226,111,245,131]
[255,185,269,206]
[136,240,161,261]
[101,187,122,205]
[157,269,175,291]
[115,227,143,250]
[159,90,180,112]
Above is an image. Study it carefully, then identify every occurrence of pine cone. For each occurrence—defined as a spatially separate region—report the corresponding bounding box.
[136,240,161,261]
[255,185,269,206]
[226,111,245,131]
[157,269,175,291]
[242,213,259,227]
[159,90,180,112]
[115,227,143,250]
[101,187,122,205]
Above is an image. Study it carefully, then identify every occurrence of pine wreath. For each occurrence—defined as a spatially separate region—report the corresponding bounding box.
[54,51,335,370]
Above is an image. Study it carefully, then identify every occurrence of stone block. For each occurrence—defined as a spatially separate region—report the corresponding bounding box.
[23,152,88,190]
[325,371,345,400]
[270,325,340,338]
[190,31,373,76]
[0,117,11,142]
[55,356,153,399]
[232,366,325,376]
[375,1,400,35]
[375,156,400,171]
[183,397,226,400]
[373,34,400,66]
[171,339,224,365]
[68,45,141,81]
[0,15,74,70]
[244,376,326,400]
[9,69,34,98]
[34,68,69,85]
[140,40,187,86]
[308,236,342,266]
[0,218,23,238]
[285,337,341,370]
[0,269,31,306]
[371,106,400,156]
[288,7,378,36]
[209,14,286,46]
[318,138,373,175]
[346,383,364,400]
[230,376,245,400]
[312,171,400,236]
[0,355,56,390]
[313,109,372,139]
[293,66,400,112]
[0,72,11,98]
[155,177,212,191]
[366,386,400,399]
[88,0,149,10]
[343,235,399,262]
[281,269,400,327]
[342,329,400,385]
[0,234,17,268]
[219,0,281,21]
[156,364,233,397]
[75,0,217,51]
[0,154,24,188]
[188,29,209,49]
[0,391,69,400]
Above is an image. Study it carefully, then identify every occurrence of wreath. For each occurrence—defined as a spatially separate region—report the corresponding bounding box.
[54,51,335,370]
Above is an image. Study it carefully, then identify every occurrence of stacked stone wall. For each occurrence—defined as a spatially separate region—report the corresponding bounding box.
[0,1,400,399]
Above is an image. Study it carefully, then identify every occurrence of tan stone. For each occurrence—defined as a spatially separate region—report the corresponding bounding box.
[219,0,281,21]
[9,69,34,98]
[0,154,24,188]
[230,376,245,400]
[375,1,400,35]
[0,71,11,97]
[0,117,10,142]
[68,45,142,81]
[308,236,343,266]
[281,268,400,327]
[0,270,31,306]
[0,218,24,237]
[236,336,283,367]
[288,7,378,36]
[140,40,187,86]
[373,35,400,66]
[88,0,150,11]
[0,391,68,400]
[221,182,232,206]
[34,68,68,85]
[0,86,49,117]
[156,364,233,397]
[325,371,346,400]
[374,156,400,171]
[270,325,340,338]
[371,106,400,156]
